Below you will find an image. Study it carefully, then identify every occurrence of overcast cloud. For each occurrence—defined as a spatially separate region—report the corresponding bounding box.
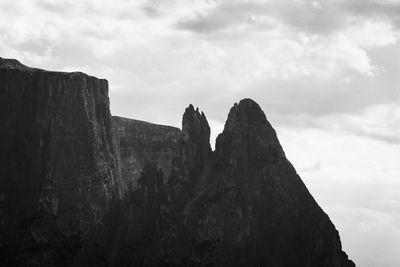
[1,0,399,266]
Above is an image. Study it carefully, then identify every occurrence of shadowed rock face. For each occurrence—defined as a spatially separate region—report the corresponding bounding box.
[112,116,181,188]
[0,57,125,266]
[180,104,212,179]
[104,100,355,267]
[0,58,354,267]
[183,99,354,267]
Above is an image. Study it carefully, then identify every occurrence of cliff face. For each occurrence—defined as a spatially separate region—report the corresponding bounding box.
[183,99,354,266]
[112,116,181,188]
[0,57,124,266]
[180,105,212,179]
[102,100,354,267]
[0,58,354,267]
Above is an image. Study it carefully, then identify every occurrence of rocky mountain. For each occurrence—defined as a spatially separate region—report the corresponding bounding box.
[104,99,355,267]
[0,58,354,266]
[0,57,125,266]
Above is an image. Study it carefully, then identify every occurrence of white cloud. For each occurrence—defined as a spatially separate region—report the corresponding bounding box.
[273,102,400,144]
[345,19,397,48]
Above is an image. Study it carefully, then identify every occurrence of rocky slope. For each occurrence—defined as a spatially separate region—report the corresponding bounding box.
[0,57,125,266]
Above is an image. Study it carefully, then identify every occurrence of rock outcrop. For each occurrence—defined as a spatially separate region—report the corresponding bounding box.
[182,99,354,266]
[112,116,180,188]
[179,104,212,179]
[0,58,354,266]
[101,100,355,267]
[0,57,124,266]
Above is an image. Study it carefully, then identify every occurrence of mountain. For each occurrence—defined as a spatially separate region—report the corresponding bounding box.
[0,57,125,266]
[0,58,354,266]
[105,99,355,267]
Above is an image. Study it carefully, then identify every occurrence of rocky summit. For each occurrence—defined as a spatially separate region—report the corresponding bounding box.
[0,58,354,267]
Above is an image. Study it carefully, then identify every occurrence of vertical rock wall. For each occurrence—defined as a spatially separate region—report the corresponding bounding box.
[0,57,354,267]
[112,116,180,188]
[0,57,124,265]
[104,99,355,267]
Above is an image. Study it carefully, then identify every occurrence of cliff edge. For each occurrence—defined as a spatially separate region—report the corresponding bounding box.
[0,57,125,266]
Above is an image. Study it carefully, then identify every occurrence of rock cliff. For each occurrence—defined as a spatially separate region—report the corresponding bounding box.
[183,99,354,266]
[0,57,124,266]
[112,116,180,188]
[100,100,355,267]
[0,58,354,267]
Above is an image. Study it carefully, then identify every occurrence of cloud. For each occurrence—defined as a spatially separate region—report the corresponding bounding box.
[172,0,400,92]
[361,132,400,144]
[298,159,322,173]
[0,0,398,137]
[245,67,398,117]
[269,102,400,146]
[174,0,399,80]
[36,0,75,14]
[177,0,400,35]
[344,0,400,26]
[141,0,180,17]
[176,1,265,34]
[277,125,400,267]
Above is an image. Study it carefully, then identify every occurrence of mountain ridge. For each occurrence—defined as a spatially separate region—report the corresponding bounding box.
[0,58,354,267]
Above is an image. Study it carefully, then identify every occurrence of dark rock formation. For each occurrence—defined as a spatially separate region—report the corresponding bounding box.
[0,58,354,266]
[182,99,354,267]
[102,100,355,267]
[179,104,212,179]
[112,116,181,188]
[0,57,124,266]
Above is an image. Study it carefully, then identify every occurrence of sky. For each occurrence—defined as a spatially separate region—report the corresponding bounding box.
[1,0,399,266]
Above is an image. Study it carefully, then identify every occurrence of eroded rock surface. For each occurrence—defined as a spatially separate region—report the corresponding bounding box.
[0,58,354,267]
[102,100,355,267]
[0,57,124,266]
[112,116,180,188]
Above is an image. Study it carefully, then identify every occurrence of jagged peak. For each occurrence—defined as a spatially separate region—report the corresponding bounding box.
[182,104,211,144]
[237,98,259,107]
[183,105,206,127]
[224,98,268,132]
[184,104,200,116]
[187,104,195,111]
[216,98,286,160]
[180,104,212,174]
